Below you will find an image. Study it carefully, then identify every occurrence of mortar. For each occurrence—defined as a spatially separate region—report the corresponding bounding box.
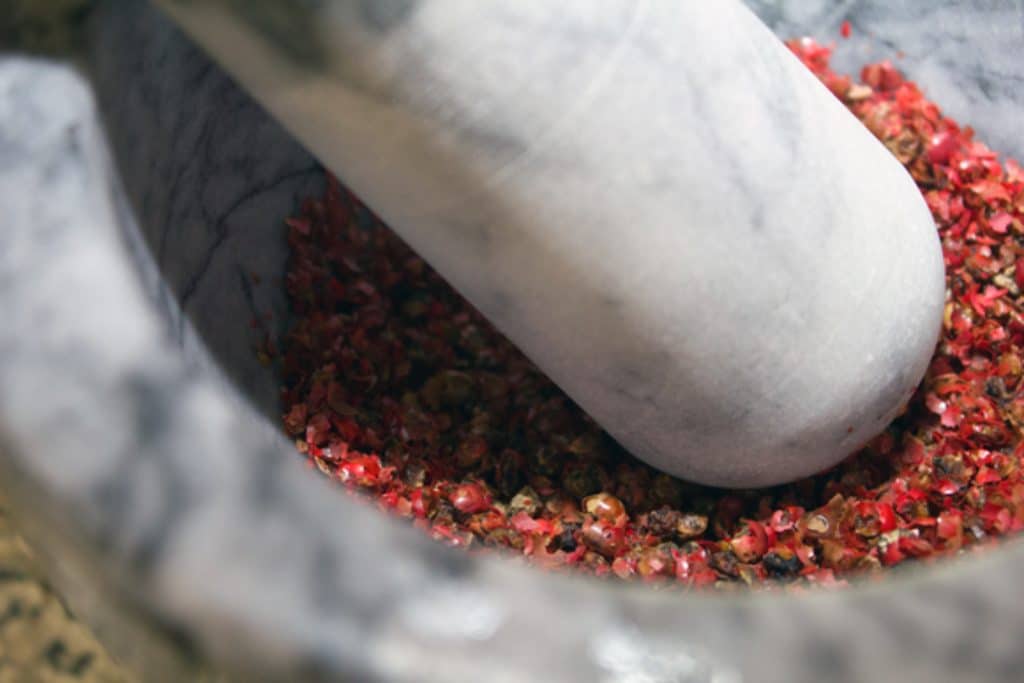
[1,1,1023,681]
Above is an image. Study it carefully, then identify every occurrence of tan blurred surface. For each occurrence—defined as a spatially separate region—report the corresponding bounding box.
[0,500,134,683]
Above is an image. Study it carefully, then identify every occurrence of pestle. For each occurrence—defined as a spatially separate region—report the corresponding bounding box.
[157,0,945,488]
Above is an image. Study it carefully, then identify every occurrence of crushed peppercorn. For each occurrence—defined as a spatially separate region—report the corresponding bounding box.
[277,35,1024,590]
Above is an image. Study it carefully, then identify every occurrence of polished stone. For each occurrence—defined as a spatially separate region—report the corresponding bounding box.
[0,1,1023,682]
[158,0,945,487]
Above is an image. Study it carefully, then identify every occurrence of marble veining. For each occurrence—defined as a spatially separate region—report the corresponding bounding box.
[746,0,1024,163]
[158,0,945,487]
[90,4,326,424]
[0,1,1022,682]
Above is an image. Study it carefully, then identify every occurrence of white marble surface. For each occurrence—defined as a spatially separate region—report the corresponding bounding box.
[1,1,1023,682]
[747,0,1024,163]
[158,0,944,487]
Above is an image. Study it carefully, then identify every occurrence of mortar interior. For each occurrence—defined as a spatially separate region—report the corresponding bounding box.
[88,1,1024,596]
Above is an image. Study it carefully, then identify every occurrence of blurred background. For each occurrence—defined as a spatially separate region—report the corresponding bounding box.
[0,3,134,680]
[0,495,132,682]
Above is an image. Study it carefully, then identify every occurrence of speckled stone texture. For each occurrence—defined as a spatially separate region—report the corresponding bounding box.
[0,1,1022,682]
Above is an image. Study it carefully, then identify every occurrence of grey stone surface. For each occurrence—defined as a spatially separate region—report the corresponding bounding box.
[0,1,1022,682]
[156,0,944,488]
[747,0,1024,163]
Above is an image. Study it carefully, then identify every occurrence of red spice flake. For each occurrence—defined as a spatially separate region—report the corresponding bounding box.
[861,60,903,91]
[450,482,491,514]
[581,518,627,558]
[928,131,960,165]
[278,38,1024,590]
[989,211,1013,235]
[840,20,852,39]
[730,520,769,562]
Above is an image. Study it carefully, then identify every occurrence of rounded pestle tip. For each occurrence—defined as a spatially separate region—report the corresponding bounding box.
[159,0,946,487]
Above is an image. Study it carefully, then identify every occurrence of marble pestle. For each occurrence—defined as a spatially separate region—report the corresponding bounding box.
[156,0,945,488]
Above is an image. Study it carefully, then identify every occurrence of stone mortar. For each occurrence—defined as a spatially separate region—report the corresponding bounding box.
[0,1,1022,681]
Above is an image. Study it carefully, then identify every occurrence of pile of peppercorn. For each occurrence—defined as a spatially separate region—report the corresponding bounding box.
[277,36,1024,589]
